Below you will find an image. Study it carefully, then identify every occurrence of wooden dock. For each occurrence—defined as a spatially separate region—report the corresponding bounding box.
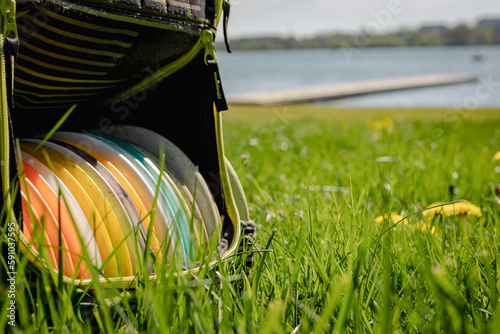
[227,74,477,106]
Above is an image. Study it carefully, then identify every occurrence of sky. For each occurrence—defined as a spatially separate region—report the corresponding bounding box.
[221,0,500,38]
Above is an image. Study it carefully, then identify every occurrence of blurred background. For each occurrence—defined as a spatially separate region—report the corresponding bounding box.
[216,0,500,108]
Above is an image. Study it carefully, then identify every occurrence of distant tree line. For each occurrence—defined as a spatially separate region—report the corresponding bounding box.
[220,19,500,50]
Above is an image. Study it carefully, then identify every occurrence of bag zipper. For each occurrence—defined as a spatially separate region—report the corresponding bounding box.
[1,0,17,205]
[202,29,228,112]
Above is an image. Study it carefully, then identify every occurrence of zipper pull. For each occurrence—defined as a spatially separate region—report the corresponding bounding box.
[1,0,18,38]
[202,29,217,66]
[1,0,19,111]
[222,0,232,53]
[201,29,228,112]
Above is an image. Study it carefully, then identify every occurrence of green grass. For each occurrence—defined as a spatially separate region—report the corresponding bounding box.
[2,105,500,333]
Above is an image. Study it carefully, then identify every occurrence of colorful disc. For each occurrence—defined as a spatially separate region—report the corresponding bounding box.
[50,139,148,255]
[105,136,192,262]
[89,134,185,263]
[21,192,59,271]
[21,161,91,279]
[109,125,221,241]
[34,139,137,276]
[136,144,206,249]
[50,132,163,265]
[82,133,178,261]
[19,126,219,277]
[21,151,102,269]
[21,141,127,277]
[20,177,75,277]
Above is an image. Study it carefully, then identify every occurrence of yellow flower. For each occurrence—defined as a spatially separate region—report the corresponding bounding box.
[375,212,436,234]
[493,151,500,161]
[374,212,403,227]
[423,201,482,218]
[366,117,394,132]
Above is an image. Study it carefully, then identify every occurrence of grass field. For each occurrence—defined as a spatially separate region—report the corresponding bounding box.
[2,105,500,333]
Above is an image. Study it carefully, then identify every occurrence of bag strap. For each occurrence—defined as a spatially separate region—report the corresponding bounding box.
[213,103,240,256]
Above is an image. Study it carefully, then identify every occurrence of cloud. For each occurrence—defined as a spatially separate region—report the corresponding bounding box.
[311,0,388,11]
[226,0,500,37]
[231,0,287,12]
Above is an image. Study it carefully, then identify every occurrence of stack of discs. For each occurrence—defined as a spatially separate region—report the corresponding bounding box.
[18,126,221,279]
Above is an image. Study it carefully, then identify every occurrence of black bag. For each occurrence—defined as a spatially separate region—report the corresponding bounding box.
[0,0,254,287]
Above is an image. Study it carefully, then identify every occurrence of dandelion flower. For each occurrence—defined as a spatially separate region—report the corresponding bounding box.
[374,212,403,227]
[423,201,482,218]
[493,151,500,161]
[366,117,394,132]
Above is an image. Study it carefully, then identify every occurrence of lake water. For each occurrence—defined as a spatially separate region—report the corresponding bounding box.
[217,45,500,108]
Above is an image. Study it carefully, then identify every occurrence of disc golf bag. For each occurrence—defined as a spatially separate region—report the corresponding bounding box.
[0,0,255,287]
